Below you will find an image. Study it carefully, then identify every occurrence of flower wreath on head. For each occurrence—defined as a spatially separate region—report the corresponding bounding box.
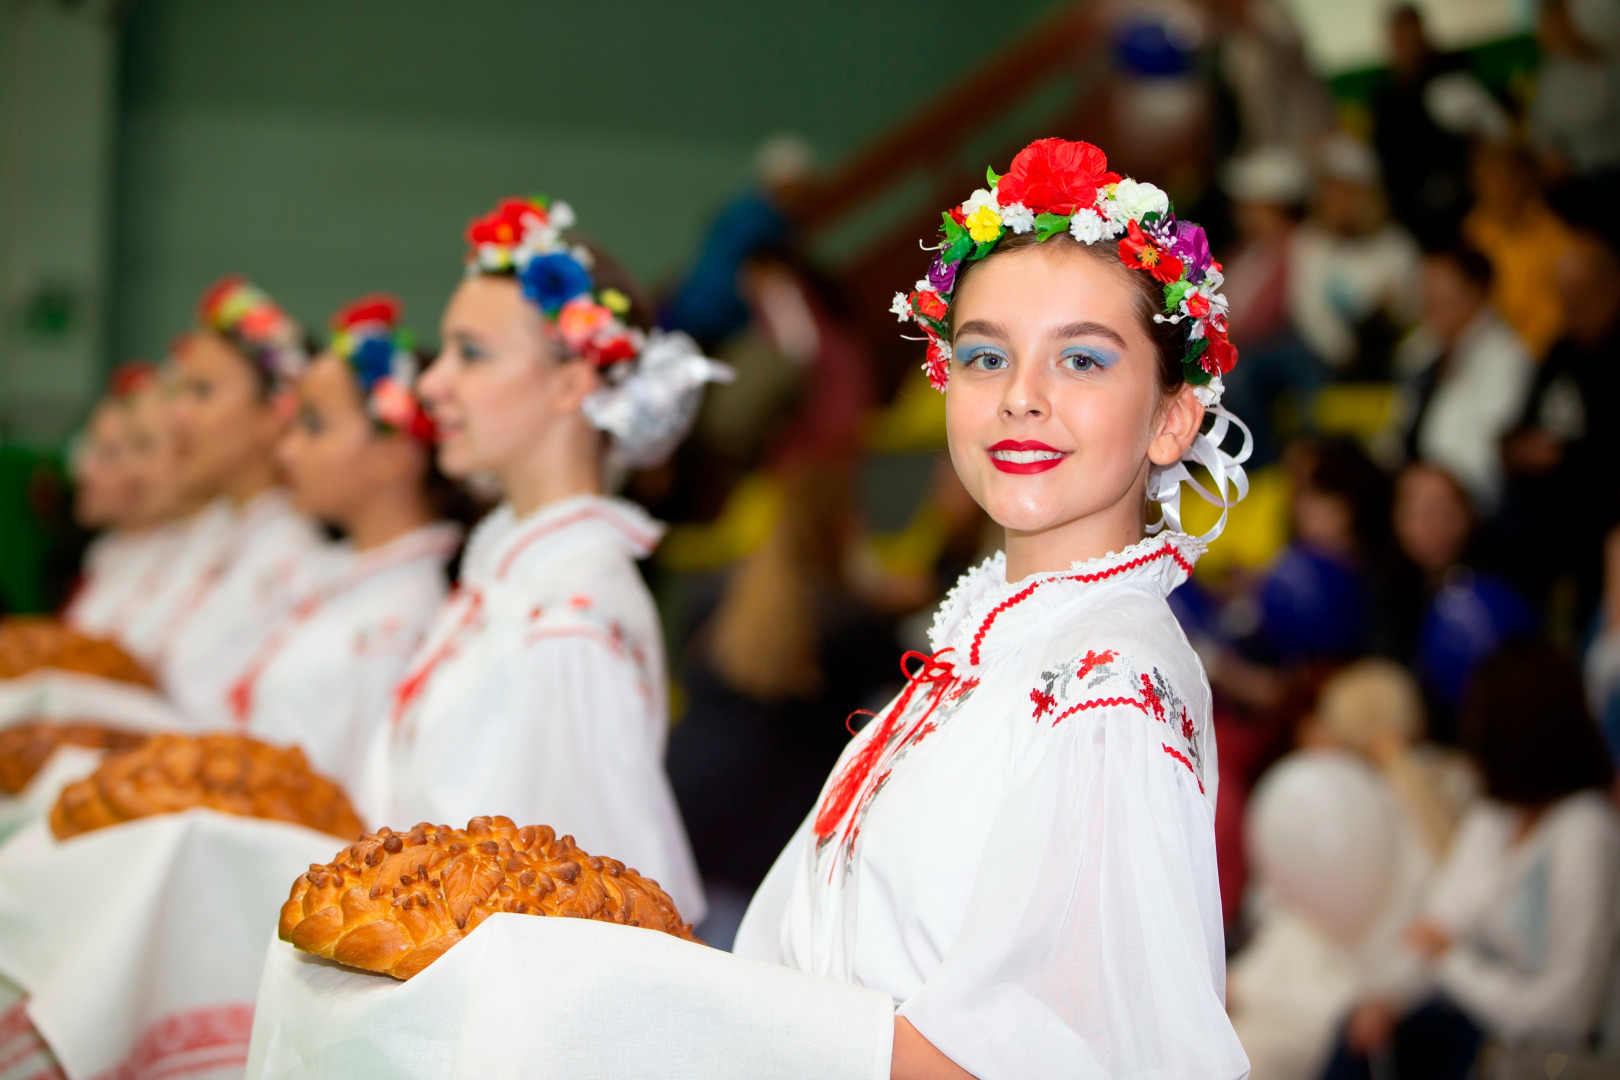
[196,275,309,390]
[328,295,436,443]
[890,138,1250,539]
[464,196,733,468]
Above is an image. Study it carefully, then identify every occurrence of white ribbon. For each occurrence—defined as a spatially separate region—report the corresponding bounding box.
[1146,404,1253,543]
[582,330,735,470]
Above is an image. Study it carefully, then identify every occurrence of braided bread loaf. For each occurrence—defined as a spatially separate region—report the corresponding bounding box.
[50,733,365,841]
[0,617,154,686]
[0,721,147,794]
[280,815,698,979]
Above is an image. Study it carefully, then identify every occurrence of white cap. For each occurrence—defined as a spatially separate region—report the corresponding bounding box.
[1223,145,1310,205]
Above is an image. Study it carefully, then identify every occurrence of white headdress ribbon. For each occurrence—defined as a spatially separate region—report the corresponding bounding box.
[1146,403,1253,542]
[581,330,734,469]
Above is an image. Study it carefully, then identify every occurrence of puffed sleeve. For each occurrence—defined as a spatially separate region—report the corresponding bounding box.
[896,695,1249,1080]
[418,631,706,925]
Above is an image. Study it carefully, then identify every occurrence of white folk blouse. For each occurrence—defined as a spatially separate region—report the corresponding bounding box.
[734,531,1249,1080]
[156,489,327,728]
[111,501,238,665]
[64,527,180,640]
[358,496,705,924]
[224,522,462,794]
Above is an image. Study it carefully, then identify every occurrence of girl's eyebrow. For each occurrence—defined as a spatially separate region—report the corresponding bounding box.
[954,318,1008,340]
[1052,321,1129,348]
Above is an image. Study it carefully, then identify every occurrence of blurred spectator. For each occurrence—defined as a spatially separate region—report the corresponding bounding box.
[1393,245,1532,513]
[1230,748,1434,1080]
[1208,0,1334,155]
[1371,5,1494,245]
[1392,462,1536,737]
[666,467,900,932]
[660,134,814,349]
[1325,640,1618,1080]
[1530,0,1620,189]
[1461,141,1579,361]
[1289,136,1420,378]
[1587,526,1620,766]
[1302,659,1475,858]
[69,395,143,534]
[1500,231,1620,626]
[1218,146,1320,466]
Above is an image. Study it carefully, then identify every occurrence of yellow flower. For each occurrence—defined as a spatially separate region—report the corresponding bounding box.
[600,287,631,315]
[966,204,1002,243]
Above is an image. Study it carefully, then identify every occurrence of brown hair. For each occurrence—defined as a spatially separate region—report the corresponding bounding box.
[949,232,1187,394]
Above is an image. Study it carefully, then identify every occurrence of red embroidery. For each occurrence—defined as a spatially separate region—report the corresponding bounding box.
[91,1002,254,1080]
[568,595,593,610]
[1140,673,1166,723]
[495,508,660,580]
[969,543,1192,665]
[1051,695,1148,725]
[1162,743,1205,793]
[1030,688,1057,719]
[390,589,483,726]
[1074,649,1118,680]
[0,1002,64,1079]
[1180,706,1195,740]
[951,677,980,700]
[814,649,957,846]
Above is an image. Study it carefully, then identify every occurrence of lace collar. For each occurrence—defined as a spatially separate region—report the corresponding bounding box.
[928,531,1205,662]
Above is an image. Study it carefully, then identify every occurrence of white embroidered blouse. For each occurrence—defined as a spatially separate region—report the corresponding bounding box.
[734,532,1249,1079]
[358,495,705,924]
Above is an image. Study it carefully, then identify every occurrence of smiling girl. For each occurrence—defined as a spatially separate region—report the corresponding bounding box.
[357,197,729,922]
[734,139,1252,1078]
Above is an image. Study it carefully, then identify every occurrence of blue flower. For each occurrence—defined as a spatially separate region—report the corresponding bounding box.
[348,335,396,392]
[520,253,593,315]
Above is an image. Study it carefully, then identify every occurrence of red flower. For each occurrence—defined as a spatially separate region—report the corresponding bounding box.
[994,138,1121,215]
[585,334,638,368]
[1203,333,1238,376]
[924,336,951,392]
[1118,221,1184,284]
[334,294,402,332]
[911,289,947,320]
[1184,292,1210,318]
[197,275,247,322]
[465,198,546,249]
[947,207,967,227]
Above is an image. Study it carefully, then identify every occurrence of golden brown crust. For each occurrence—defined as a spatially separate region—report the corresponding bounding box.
[0,721,147,794]
[0,617,154,687]
[50,733,365,841]
[280,815,699,979]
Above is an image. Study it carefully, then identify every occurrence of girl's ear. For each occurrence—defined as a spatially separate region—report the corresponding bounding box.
[550,357,604,416]
[1147,384,1205,468]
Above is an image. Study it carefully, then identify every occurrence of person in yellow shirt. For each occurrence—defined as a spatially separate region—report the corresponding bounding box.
[1462,141,1577,360]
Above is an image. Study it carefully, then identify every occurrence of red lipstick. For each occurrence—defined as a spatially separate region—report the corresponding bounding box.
[986,439,1068,474]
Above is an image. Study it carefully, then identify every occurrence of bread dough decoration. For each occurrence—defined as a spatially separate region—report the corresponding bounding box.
[0,617,154,686]
[280,815,698,979]
[0,721,146,794]
[50,733,364,841]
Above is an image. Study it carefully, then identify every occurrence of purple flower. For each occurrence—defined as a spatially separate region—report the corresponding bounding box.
[927,255,958,294]
[1168,221,1212,284]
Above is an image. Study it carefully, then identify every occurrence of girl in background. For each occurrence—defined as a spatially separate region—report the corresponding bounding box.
[361,197,730,921]
[226,296,462,791]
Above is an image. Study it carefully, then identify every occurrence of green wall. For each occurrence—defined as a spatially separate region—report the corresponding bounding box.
[110,0,1063,362]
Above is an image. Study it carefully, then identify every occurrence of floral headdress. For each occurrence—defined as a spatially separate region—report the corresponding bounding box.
[892,138,1249,538]
[463,196,732,468]
[328,295,436,443]
[196,275,308,389]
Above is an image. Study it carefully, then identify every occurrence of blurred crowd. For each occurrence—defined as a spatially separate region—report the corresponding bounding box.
[31,1,1620,1077]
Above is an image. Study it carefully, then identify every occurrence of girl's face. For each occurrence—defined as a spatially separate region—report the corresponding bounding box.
[124,387,186,525]
[73,403,141,529]
[945,243,1200,547]
[418,276,594,480]
[277,353,389,525]
[169,332,284,501]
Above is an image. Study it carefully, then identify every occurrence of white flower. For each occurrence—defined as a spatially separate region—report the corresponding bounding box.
[960,187,998,217]
[569,243,595,269]
[548,201,576,230]
[1202,265,1225,291]
[891,292,912,322]
[1108,178,1170,226]
[1069,208,1107,244]
[933,338,953,360]
[1193,377,1223,407]
[1000,202,1035,233]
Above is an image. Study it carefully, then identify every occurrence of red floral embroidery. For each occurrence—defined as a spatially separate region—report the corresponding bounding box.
[1030,687,1057,719]
[1074,649,1117,680]
[1180,706,1195,740]
[1140,673,1166,723]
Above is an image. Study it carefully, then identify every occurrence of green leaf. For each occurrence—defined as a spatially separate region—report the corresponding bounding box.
[1184,362,1212,386]
[1034,212,1070,241]
[917,312,949,338]
[986,165,1000,187]
[940,211,966,245]
[1163,280,1193,313]
[944,236,974,264]
[971,234,1002,259]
